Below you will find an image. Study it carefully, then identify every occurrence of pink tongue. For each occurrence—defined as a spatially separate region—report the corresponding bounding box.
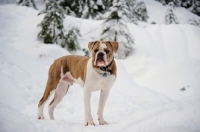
[97,61,105,66]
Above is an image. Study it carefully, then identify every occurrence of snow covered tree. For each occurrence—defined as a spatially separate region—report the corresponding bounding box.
[59,0,75,16]
[156,0,200,17]
[81,0,106,19]
[81,0,96,19]
[83,48,90,57]
[61,27,81,52]
[189,18,200,27]
[155,0,181,6]
[17,0,38,10]
[60,0,82,17]
[133,1,149,22]
[60,0,106,19]
[104,0,113,10]
[165,2,179,24]
[101,0,134,59]
[126,0,138,24]
[37,0,65,45]
[155,0,166,5]
[185,0,200,17]
[122,0,149,24]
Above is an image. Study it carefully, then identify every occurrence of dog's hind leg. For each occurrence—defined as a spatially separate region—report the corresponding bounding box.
[37,65,60,120]
[48,81,70,120]
[37,89,55,119]
[37,76,59,119]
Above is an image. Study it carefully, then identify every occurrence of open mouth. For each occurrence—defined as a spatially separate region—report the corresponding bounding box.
[94,52,107,67]
[95,58,106,67]
[97,59,106,66]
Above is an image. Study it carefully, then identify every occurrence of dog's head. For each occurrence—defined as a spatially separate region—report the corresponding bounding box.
[88,41,118,67]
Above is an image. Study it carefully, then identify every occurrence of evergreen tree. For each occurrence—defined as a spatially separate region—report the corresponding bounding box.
[60,0,75,16]
[17,0,38,10]
[81,0,106,19]
[124,0,149,24]
[165,2,179,24]
[37,0,65,45]
[126,0,138,24]
[104,0,113,10]
[60,0,107,19]
[61,27,81,52]
[101,0,134,59]
[155,0,181,6]
[156,0,200,17]
[83,48,90,57]
[60,0,82,17]
[189,18,200,27]
[186,0,200,17]
[133,1,149,22]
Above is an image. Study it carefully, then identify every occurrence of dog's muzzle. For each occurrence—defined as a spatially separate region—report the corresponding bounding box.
[97,52,104,60]
[95,52,106,66]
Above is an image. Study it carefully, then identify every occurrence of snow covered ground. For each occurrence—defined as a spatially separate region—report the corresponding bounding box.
[0,1,200,132]
[122,24,200,100]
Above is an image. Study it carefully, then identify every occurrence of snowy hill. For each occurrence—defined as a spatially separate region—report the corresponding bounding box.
[122,24,200,100]
[142,0,200,24]
[0,2,200,132]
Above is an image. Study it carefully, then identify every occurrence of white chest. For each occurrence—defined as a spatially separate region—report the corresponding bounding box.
[87,74,115,92]
[84,59,116,92]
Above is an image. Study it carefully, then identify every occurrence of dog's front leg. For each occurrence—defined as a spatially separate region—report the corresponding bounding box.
[83,89,95,126]
[97,90,110,125]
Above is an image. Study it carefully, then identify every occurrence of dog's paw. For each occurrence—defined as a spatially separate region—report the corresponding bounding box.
[38,115,44,120]
[98,118,108,125]
[85,118,95,126]
[85,121,95,126]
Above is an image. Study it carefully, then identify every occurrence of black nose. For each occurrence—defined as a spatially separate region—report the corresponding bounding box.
[98,52,104,58]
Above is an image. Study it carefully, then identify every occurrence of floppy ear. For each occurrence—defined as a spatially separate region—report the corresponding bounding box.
[107,41,118,53]
[88,41,98,51]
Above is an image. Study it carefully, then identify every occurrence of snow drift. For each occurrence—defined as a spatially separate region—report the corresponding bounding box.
[0,2,200,132]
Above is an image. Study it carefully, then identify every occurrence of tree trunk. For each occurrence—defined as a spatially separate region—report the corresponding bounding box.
[53,22,56,43]
[17,0,23,4]
[30,0,38,10]
[114,31,117,41]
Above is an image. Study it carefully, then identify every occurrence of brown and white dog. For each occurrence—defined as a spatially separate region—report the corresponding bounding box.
[37,41,118,126]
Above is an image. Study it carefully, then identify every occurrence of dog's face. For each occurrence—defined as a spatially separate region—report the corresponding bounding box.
[88,41,118,67]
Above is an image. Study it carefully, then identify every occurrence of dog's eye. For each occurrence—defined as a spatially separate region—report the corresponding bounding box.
[94,49,98,53]
[104,49,109,54]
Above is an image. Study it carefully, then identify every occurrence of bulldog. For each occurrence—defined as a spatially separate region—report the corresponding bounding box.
[37,41,118,126]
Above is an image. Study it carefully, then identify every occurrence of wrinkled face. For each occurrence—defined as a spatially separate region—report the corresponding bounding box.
[88,41,118,67]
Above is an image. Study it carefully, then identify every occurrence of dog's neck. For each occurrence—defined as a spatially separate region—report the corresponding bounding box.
[99,57,114,75]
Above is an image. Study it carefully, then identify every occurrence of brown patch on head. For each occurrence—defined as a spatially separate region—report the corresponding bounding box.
[101,41,118,76]
[103,41,118,53]
[89,41,113,67]
[88,41,100,51]
[101,41,118,64]
[88,41,100,67]
[101,41,114,64]
[88,40,118,76]
[88,41,119,67]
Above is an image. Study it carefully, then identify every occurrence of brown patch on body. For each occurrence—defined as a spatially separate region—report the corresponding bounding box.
[50,55,90,85]
[38,55,89,108]
[61,55,89,82]
[38,60,62,107]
